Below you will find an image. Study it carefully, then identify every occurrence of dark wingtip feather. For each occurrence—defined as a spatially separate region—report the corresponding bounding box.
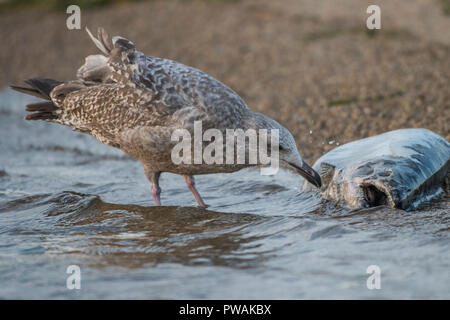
[10,84,46,99]
[11,80,61,122]
[24,78,63,100]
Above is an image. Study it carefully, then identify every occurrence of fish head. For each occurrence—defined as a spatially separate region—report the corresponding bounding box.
[306,129,450,210]
[318,158,400,209]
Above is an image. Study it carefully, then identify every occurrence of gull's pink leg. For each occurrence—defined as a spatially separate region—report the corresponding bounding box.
[145,170,161,206]
[184,175,207,208]
[150,183,161,206]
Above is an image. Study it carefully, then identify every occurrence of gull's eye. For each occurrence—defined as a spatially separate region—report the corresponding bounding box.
[278,145,285,151]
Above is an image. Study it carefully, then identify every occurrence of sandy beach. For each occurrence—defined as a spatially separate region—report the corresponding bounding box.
[1,0,449,163]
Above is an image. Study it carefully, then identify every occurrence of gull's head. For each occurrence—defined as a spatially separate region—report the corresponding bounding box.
[277,126,322,188]
[247,111,322,188]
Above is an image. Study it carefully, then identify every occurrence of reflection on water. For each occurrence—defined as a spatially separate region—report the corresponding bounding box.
[46,192,273,269]
[0,89,449,299]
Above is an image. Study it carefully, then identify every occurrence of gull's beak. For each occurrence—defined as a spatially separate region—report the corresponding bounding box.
[289,161,322,188]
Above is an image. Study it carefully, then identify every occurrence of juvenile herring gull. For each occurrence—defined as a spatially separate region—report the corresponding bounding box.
[11,27,321,208]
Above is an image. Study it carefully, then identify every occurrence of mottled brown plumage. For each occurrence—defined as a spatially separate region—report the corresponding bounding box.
[11,27,321,207]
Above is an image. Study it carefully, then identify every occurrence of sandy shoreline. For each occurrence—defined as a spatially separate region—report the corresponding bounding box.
[1,0,449,162]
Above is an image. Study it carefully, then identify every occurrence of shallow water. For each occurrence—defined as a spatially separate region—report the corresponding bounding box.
[0,88,449,299]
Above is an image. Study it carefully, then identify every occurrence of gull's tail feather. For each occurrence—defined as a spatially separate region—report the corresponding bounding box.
[25,101,57,112]
[10,78,62,121]
[24,102,58,120]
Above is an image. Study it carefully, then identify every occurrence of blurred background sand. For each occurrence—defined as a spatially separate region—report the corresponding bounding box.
[1,0,449,162]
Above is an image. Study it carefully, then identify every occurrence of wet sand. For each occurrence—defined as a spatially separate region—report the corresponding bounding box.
[1,0,449,163]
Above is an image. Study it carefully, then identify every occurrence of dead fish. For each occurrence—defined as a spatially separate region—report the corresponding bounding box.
[302,129,450,211]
